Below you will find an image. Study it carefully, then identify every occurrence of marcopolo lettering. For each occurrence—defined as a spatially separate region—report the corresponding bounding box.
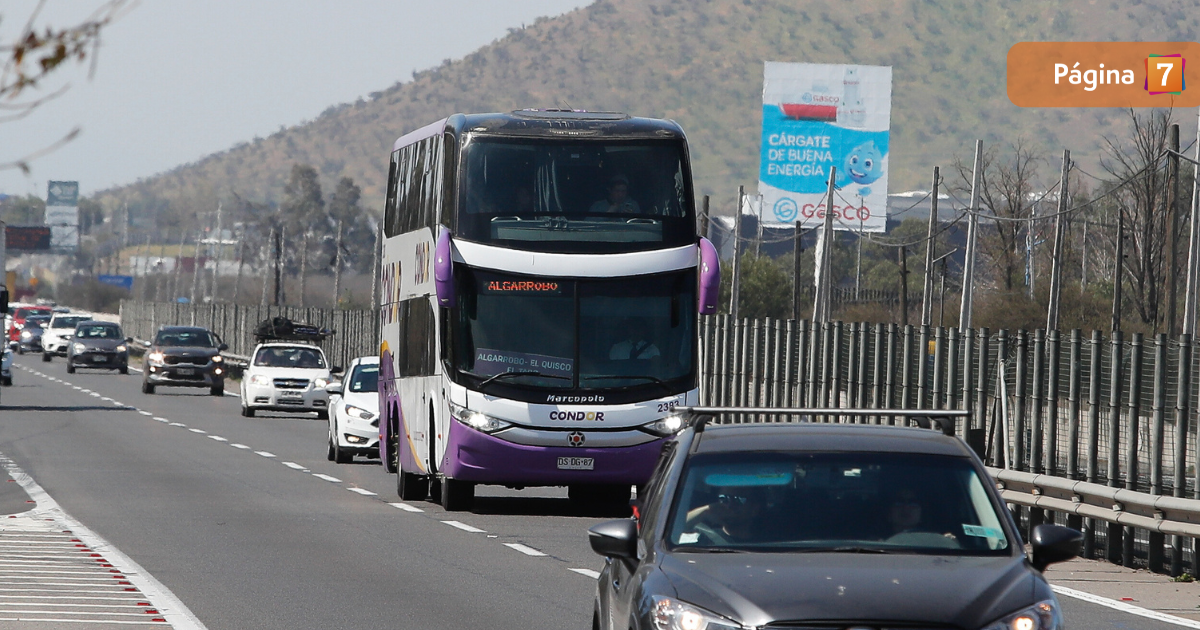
[549,411,606,422]
[546,394,605,403]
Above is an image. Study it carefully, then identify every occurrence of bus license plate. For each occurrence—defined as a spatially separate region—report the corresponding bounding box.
[557,457,594,471]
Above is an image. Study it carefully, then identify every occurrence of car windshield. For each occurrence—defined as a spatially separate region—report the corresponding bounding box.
[667,451,1010,555]
[253,346,326,368]
[76,325,122,339]
[348,364,379,393]
[156,330,218,347]
[26,316,50,327]
[455,138,694,253]
[452,268,695,394]
[52,316,89,329]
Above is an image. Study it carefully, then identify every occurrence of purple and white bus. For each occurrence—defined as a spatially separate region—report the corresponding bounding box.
[378,110,719,511]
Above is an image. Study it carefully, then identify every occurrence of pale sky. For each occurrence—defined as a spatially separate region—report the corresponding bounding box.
[0,0,593,198]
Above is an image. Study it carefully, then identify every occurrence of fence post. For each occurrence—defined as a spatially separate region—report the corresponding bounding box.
[807,322,821,409]
[1014,331,1029,471]
[993,330,1009,468]
[750,319,762,419]
[947,328,960,412]
[1067,330,1084,533]
[796,319,809,409]
[847,322,860,411]
[932,326,945,409]
[1106,330,1124,565]
[900,324,914,417]
[832,321,844,418]
[884,324,898,424]
[1123,332,1144,567]
[1084,330,1103,558]
[975,328,990,459]
[1149,333,1167,573]
[962,328,975,433]
[1047,330,1061,477]
[772,320,785,420]
[871,323,884,422]
[918,324,931,409]
[856,323,869,413]
[1031,330,1046,476]
[1173,334,1192,575]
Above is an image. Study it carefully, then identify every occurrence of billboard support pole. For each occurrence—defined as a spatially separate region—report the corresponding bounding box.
[959,140,984,330]
[921,166,940,326]
[813,167,837,323]
[1183,107,1200,336]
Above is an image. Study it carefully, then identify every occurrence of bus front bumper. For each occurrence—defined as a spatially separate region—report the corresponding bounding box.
[442,419,664,486]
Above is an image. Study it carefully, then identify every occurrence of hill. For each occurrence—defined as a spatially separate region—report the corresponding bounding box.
[97,0,1200,227]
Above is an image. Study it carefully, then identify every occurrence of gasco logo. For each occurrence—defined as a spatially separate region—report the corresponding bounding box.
[549,411,605,422]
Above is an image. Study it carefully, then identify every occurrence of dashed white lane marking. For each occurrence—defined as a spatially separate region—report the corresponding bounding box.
[137,411,152,417]
[389,503,424,513]
[442,521,485,533]
[206,436,228,442]
[230,444,250,450]
[0,455,207,629]
[153,417,169,423]
[254,451,275,458]
[503,543,546,557]
[1051,585,1200,629]
[282,462,306,471]
[569,568,601,579]
[347,488,376,496]
[187,429,206,434]
[169,423,186,428]
[311,474,341,483]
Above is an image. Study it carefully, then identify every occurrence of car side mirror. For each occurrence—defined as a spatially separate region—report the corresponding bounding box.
[588,519,638,560]
[331,366,343,374]
[1030,524,1083,572]
[218,343,229,351]
[142,340,152,348]
[325,382,344,396]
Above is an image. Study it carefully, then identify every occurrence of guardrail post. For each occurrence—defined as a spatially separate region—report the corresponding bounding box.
[1123,333,1144,568]
[1106,330,1124,564]
[1149,333,1167,573]
[1014,330,1029,471]
[1172,333,1192,575]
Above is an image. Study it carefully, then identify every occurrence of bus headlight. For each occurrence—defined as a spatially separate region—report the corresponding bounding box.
[640,413,686,437]
[450,403,511,434]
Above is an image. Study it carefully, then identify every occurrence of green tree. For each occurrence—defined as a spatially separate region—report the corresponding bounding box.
[719,254,793,320]
[325,176,375,272]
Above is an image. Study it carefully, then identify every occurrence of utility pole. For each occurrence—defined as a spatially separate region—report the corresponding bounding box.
[792,220,803,320]
[189,232,202,305]
[959,140,984,330]
[233,238,245,304]
[332,221,344,309]
[812,168,837,323]
[370,225,382,309]
[753,194,763,258]
[1081,220,1088,293]
[298,235,308,308]
[260,227,274,308]
[171,229,186,301]
[899,245,909,326]
[1046,149,1070,331]
[729,186,744,318]
[1183,107,1200,336]
[210,202,223,302]
[1167,124,1181,337]
[1113,213,1124,333]
[921,166,940,326]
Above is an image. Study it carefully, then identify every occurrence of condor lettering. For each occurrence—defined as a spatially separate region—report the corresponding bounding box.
[549,411,605,422]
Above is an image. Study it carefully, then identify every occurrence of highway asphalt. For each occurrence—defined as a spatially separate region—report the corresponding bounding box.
[0,352,1196,629]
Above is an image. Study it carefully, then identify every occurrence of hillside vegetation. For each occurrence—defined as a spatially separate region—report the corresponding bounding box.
[97,0,1200,225]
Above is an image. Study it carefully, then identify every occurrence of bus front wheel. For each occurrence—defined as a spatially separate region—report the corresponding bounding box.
[397,468,428,501]
[441,477,475,512]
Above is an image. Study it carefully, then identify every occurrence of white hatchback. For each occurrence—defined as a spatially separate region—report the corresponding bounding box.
[325,356,379,463]
[240,343,338,418]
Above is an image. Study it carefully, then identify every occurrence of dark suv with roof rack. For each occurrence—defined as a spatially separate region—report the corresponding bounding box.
[588,418,1082,630]
[141,326,228,396]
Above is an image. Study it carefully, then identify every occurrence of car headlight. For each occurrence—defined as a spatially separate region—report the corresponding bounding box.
[640,413,686,437]
[651,596,743,630]
[980,599,1063,630]
[20,330,31,339]
[115,345,127,353]
[147,352,165,364]
[313,377,330,389]
[345,405,375,420]
[449,403,511,434]
[250,374,272,386]
[73,343,86,353]
[211,355,223,363]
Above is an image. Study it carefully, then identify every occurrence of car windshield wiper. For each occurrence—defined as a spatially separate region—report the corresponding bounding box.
[581,374,672,394]
[787,546,893,554]
[478,370,570,391]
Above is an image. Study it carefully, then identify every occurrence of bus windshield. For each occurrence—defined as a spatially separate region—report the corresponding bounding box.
[455,138,694,253]
[452,268,696,399]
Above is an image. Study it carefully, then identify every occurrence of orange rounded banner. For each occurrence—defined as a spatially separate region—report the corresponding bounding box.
[1008,42,1200,107]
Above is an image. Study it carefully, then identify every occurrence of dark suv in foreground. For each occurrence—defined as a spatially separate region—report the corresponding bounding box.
[588,420,1082,630]
[142,326,228,396]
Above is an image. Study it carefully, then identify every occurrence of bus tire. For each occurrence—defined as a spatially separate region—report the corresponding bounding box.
[397,468,427,501]
[441,477,474,511]
[382,409,399,474]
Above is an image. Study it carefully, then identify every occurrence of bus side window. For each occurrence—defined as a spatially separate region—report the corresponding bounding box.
[385,150,401,238]
[441,131,457,229]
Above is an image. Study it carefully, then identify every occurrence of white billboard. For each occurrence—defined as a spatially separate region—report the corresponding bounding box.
[758,62,892,232]
[45,181,79,250]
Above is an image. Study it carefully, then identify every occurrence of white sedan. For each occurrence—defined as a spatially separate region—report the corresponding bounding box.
[325,356,379,464]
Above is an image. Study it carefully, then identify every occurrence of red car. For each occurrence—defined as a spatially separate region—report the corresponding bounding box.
[8,306,53,342]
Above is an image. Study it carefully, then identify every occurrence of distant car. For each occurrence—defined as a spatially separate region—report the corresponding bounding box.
[15,314,51,354]
[141,326,228,396]
[240,342,339,418]
[588,420,1083,630]
[324,356,380,463]
[66,321,131,374]
[1,344,12,386]
[41,313,94,360]
[8,305,52,342]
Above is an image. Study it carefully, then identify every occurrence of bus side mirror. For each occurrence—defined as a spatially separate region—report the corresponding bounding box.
[434,227,456,309]
[698,238,720,315]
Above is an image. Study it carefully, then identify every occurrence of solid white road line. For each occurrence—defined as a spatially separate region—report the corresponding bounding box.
[442,521,485,533]
[1051,585,1200,629]
[569,569,601,579]
[503,543,546,557]
[389,503,424,513]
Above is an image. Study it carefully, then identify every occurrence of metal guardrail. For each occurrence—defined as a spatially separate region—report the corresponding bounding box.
[989,467,1200,539]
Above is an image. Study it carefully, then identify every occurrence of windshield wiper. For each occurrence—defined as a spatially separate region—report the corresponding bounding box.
[478,370,570,391]
[582,374,672,394]
[788,546,893,554]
